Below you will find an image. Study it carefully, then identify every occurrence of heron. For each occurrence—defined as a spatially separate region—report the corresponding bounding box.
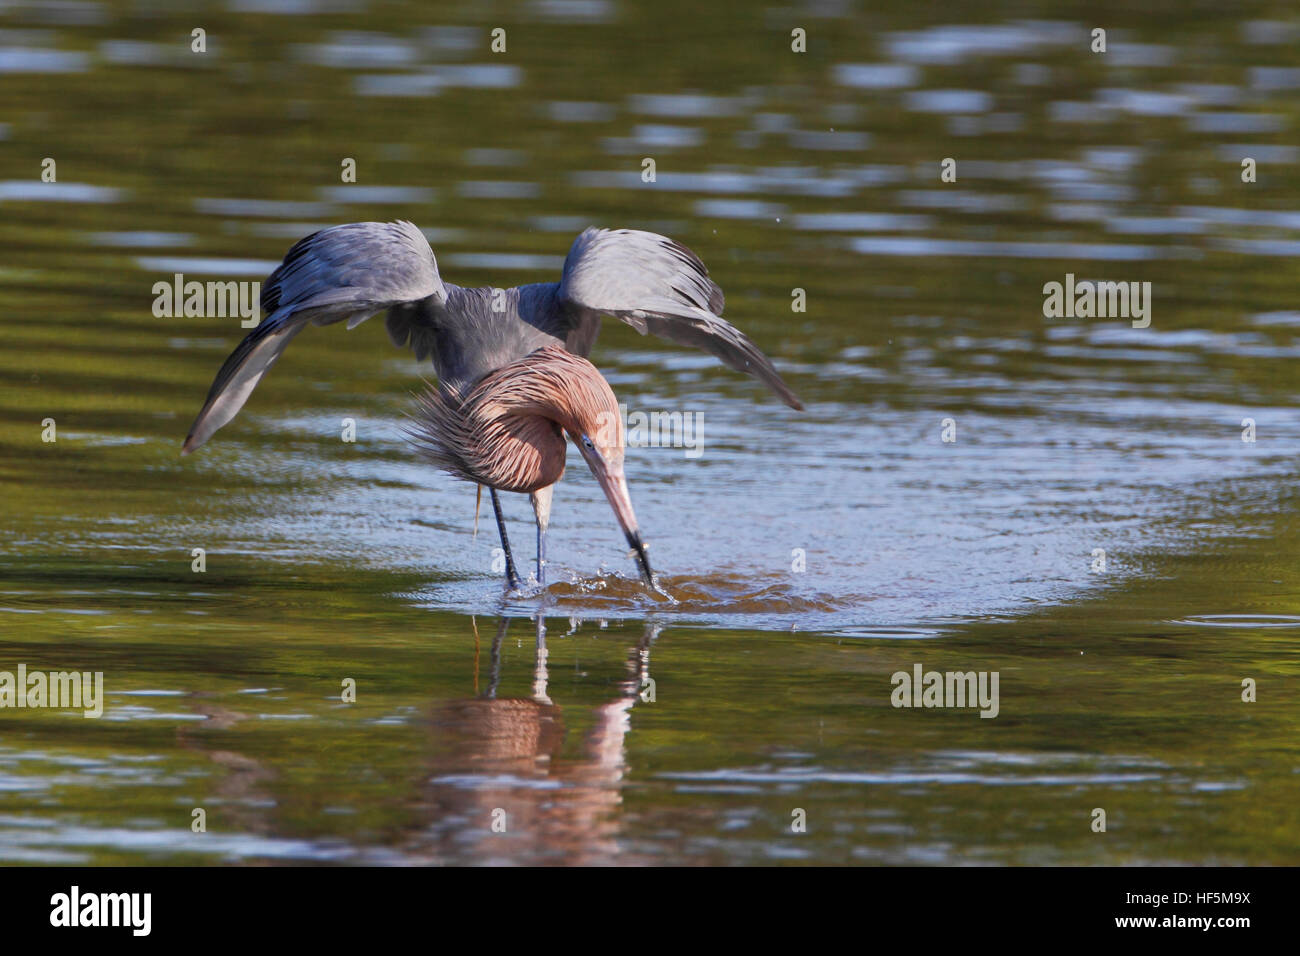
[407,344,654,588]
[182,221,802,590]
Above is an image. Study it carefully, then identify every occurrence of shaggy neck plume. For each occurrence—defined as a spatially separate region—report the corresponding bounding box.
[409,345,621,494]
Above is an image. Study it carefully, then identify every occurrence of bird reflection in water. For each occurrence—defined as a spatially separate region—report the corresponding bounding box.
[407,614,658,865]
[172,615,659,864]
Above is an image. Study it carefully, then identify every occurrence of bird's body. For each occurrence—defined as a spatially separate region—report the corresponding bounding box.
[183,221,801,589]
[410,345,604,495]
[387,282,591,398]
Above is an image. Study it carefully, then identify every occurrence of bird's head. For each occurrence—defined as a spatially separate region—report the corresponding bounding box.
[523,348,655,588]
[568,419,653,588]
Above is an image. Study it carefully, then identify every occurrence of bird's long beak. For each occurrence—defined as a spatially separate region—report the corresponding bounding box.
[573,436,655,587]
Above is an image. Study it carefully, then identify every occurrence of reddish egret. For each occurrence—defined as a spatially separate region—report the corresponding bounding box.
[408,344,652,586]
[182,222,801,588]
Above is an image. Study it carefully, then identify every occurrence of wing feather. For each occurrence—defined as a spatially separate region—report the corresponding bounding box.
[557,228,801,410]
[182,221,444,454]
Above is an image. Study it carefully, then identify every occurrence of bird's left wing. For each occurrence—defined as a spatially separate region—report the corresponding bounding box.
[182,220,444,454]
[556,228,802,410]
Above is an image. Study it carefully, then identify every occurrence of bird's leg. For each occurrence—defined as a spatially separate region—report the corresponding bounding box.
[532,610,550,704]
[485,616,508,699]
[529,484,554,588]
[489,487,522,591]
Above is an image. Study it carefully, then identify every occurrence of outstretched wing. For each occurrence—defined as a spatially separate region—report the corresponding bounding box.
[557,227,802,410]
[182,220,445,454]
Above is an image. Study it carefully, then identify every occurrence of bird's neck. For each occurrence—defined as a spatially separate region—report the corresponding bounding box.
[464,404,567,494]
[480,367,602,440]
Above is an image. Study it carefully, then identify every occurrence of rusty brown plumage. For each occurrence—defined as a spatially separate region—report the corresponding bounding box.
[406,345,656,589]
[407,345,623,493]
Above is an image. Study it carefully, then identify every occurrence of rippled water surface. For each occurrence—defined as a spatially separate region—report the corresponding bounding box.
[2,0,1299,864]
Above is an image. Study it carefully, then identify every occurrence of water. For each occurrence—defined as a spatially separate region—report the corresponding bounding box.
[1,1,1299,864]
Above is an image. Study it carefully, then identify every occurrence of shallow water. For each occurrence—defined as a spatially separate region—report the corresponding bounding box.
[1,1,1299,864]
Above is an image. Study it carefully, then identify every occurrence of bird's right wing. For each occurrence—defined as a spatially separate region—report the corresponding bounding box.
[182,220,445,454]
[557,227,802,410]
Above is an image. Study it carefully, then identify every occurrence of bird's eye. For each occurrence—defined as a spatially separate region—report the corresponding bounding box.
[581,435,595,450]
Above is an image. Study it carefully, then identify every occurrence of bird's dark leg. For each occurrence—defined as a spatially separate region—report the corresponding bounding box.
[529,485,554,589]
[485,616,509,699]
[536,521,546,586]
[489,488,522,590]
